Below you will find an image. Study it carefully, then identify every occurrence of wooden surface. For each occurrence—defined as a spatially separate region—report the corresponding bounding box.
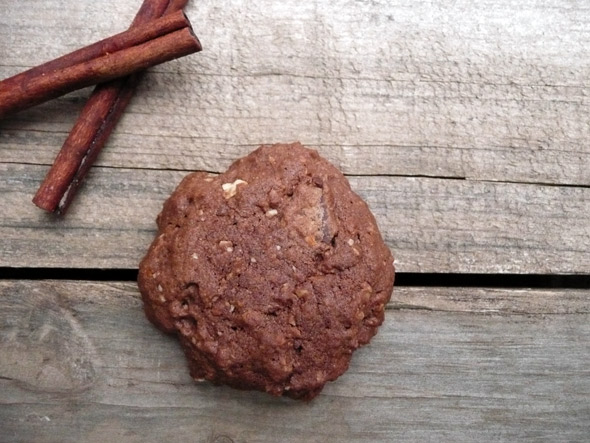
[1,0,589,441]
[1,281,589,442]
[3,165,589,273]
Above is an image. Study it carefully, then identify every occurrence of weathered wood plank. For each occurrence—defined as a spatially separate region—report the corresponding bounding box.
[1,163,589,273]
[1,2,588,443]
[1,280,588,442]
[1,0,589,185]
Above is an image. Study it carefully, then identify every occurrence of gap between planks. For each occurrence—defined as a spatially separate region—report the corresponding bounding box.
[1,268,589,290]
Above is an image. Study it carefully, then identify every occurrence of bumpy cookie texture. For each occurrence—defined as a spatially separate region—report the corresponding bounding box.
[138,142,394,400]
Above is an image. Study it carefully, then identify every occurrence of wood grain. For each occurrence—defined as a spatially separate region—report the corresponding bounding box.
[1,163,589,273]
[1,0,589,185]
[0,280,588,442]
[1,1,588,442]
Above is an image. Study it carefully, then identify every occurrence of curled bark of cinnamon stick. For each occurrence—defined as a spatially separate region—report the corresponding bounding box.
[31,0,191,214]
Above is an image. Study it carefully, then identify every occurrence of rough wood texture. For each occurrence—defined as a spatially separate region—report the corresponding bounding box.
[0,280,588,442]
[1,163,589,273]
[1,0,589,274]
[1,0,589,185]
[0,1,589,441]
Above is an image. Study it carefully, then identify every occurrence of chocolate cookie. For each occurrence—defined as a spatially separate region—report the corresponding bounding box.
[138,142,394,400]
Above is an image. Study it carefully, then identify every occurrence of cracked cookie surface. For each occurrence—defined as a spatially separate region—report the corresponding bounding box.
[138,142,395,400]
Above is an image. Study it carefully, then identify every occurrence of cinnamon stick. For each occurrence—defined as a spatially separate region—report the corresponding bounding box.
[32,78,136,213]
[0,11,200,118]
[0,9,190,95]
[32,0,190,214]
[134,0,189,27]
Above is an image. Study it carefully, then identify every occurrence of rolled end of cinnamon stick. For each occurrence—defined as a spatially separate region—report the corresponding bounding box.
[184,15,203,53]
[32,145,84,213]
[32,177,67,213]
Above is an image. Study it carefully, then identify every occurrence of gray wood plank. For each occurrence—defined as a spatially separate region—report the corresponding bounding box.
[1,163,589,273]
[1,280,588,442]
[1,0,589,185]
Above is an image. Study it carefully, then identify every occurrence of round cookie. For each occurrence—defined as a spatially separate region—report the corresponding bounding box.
[138,142,394,400]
